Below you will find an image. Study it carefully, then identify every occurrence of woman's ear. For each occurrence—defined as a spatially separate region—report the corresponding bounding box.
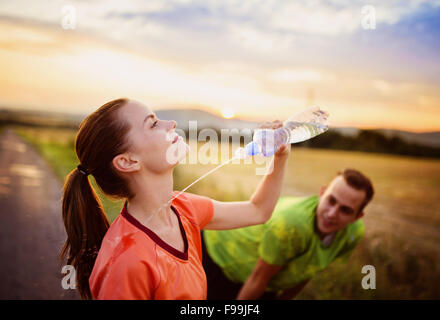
[112,153,139,173]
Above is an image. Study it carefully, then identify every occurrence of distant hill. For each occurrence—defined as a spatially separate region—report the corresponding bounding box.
[0,108,83,129]
[308,126,440,148]
[155,109,259,131]
[156,109,440,148]
[1,107,439,152]
[375,129,440,148]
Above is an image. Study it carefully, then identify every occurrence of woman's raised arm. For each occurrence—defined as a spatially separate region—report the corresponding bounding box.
[204,121,290,230]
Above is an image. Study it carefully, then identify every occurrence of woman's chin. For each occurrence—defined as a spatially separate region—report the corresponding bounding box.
[166,140,189,165]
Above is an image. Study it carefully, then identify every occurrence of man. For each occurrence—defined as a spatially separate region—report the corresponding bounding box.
[202,168,374,300]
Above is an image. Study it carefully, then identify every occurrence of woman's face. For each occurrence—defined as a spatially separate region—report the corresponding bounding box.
[119,100,188,174]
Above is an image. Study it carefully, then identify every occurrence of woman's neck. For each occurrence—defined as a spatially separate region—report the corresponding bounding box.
[127,170,175,225]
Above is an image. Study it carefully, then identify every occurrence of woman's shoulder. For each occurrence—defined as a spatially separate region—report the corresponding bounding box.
[171,191,214,228]
[171,191,211,206]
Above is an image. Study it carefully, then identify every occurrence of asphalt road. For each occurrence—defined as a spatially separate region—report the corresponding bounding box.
[0,129,79,299]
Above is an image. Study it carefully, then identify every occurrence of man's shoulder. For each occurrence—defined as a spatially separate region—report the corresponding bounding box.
[347,219,365,233]
[272,196,318,224]
[275,195,318,213]
[344,219,365,244]
[265,195,318,240]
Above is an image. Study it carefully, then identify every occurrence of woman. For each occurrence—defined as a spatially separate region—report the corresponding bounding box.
[61,98,290,299]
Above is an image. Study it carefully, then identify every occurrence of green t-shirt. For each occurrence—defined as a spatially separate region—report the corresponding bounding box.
[203,196,364,291]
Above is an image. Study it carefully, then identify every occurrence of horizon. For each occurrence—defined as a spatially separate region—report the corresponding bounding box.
[1,1,439,132]
[2,104,439,134]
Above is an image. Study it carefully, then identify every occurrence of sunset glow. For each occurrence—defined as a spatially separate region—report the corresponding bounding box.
[0,1,439,132]
[221,108,235,119]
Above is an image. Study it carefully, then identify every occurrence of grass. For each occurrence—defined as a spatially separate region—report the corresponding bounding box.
[14,126,440,299]
[15,126,124,222]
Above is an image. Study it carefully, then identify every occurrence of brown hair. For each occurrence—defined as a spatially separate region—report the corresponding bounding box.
[60,98,132,299]
[337,168,374,214]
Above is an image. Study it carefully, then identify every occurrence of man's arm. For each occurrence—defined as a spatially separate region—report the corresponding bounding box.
[236,258,283,300]
[277,280,310,300]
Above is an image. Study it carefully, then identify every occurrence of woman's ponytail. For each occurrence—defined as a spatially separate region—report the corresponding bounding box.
[60,167,109,300]
[59,98,131,299]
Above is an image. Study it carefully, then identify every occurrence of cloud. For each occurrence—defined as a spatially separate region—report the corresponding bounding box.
[3,1,440,39]
[269,69,324,83]
[372,79,392,93]
[108,0,440,36]
[1,0,440,130]
[2,0,440,63]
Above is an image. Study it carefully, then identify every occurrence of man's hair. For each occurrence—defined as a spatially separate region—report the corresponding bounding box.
[337,168,374,214]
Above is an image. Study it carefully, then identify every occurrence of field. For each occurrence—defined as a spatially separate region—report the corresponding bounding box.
[14,126,440,299]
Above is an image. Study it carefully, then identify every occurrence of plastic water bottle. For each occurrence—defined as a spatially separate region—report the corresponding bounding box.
[235,106,329,158]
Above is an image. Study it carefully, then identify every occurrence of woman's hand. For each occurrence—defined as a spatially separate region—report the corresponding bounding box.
[203,120,291,231]
[258,120,291,160]
[274,143,290,159]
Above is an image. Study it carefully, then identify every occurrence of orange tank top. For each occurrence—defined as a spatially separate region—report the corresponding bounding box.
[89,192,214,299]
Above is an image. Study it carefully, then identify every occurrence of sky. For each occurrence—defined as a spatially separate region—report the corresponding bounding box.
[0,0,440,132]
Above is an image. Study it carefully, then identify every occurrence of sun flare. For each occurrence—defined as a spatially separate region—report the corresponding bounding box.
[221,108,235,119]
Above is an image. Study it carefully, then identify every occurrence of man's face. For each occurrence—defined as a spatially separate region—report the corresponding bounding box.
[316,175,366,235]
